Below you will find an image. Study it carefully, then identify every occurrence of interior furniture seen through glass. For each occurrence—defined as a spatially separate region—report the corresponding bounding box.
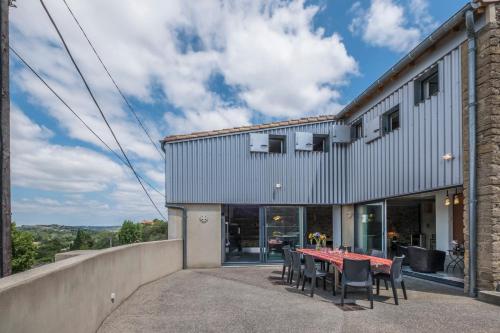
[265,206,301,261]
[355,203,384,255]
[224,205,260,263]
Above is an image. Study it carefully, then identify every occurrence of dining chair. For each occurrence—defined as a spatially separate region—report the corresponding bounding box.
[374,255,407,305]
[289,251,304,287]
[282,246,292,282]
[341,258,373,309]
[354,247,365,254]
[370,249,385,258]
[369,249,388,290]
[301,254,327,297]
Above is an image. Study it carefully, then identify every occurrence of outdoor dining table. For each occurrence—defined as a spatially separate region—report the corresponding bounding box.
[297,248,393,293]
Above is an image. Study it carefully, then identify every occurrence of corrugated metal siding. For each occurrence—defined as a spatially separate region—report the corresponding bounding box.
[165,122,347,205]
[165,48,463,205]
[345,48,463,203]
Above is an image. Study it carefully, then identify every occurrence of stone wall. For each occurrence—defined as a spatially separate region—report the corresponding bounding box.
[462,2,500,291]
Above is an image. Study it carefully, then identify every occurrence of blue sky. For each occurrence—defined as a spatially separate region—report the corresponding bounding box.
[10,0,467,226]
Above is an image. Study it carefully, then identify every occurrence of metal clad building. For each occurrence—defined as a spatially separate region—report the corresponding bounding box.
[345,47,463,203]
[165,121,348,205]
[165,46,463,206]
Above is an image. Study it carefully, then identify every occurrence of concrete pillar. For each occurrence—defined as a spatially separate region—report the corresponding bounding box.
[435,191,452,252]
[167,207,183,240]
[332,205,342,248]
[341,205,355,247]
[185,204,222,268]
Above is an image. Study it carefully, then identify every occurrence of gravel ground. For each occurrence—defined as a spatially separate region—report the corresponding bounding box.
[98,266,500,333]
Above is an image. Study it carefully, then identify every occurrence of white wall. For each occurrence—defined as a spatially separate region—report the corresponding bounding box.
[185,204,222,268]
[435,190,453,252]
[0,240,183,333]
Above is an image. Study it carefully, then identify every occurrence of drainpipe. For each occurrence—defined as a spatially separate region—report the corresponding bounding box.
[465,8,477,298]
[166,204,187,269]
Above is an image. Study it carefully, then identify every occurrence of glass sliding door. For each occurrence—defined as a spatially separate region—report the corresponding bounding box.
[263,206,302,262]
[355,202,385,255]
[223,205,260,263]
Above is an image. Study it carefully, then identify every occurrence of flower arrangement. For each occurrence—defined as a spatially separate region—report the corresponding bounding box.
[308,232,327,250]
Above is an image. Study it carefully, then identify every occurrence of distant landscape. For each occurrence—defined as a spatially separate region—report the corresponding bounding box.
[12,220,167,273]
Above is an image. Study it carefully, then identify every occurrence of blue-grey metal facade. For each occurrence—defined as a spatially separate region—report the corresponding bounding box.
[165,121,348,205]
[345,47,463,203]
[165,46,464,205]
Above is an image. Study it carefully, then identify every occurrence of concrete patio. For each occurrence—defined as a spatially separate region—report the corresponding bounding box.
[98,266,500,333]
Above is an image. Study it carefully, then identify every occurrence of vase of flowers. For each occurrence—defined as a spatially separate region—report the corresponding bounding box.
[308,232,327,250]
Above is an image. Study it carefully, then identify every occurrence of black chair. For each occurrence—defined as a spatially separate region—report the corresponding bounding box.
[282,246,292,282]
[369,249,388,290]
[407,246,446,273]
[370,249,384,258]
[374,256,407,305]
[289,251,303,287]
[341,258,373,309]
[397,245,410,265]
[354,247,365,254]
[301,254,327,297]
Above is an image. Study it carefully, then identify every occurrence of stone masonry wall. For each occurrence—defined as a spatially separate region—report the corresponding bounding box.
[462,3,500,292]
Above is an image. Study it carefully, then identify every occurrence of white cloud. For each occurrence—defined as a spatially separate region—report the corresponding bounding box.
[11,106,126,192]
[11,0,357,136]
[10,0,359,224]
[349,0,436,53]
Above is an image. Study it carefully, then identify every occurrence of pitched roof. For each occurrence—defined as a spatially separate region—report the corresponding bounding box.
[162,114,336,143]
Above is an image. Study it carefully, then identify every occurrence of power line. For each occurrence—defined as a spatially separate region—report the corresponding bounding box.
[61,0,164,160]
[39,0,166,220]
[10,46,165,198]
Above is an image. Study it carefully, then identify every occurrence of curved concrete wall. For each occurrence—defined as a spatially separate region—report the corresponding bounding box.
[0,239,182,333]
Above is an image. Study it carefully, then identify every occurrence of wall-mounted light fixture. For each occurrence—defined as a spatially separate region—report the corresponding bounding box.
[453,188,460,205]
[442,153,454,161]
[275,183,282,189]
[444,190,451,206]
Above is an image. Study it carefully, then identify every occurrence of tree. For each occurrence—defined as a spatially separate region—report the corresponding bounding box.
[142,219,168,242]
[11,223,36,273]
[93,231,118,249]
[118,220,141,245]
[70,229,94,250]
[35,237,64,264]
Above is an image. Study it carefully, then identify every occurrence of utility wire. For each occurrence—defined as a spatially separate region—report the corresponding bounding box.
[61,0,164,160]
[10,46,165,198]
[39,0,166,220]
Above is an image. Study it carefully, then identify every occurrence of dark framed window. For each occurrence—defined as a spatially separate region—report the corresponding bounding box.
[383,105,400,133]
[269,135,285,153]
[312,135,328,152]
[351,119,363,141]
[415,66,439,104]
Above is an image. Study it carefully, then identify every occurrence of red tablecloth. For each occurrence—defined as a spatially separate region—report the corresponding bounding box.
[297,248,392,274]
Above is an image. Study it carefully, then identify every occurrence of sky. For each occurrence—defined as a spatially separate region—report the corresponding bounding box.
[10,0,467,226]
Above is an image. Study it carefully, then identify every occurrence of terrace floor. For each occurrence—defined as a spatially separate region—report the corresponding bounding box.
[98,266,500,333]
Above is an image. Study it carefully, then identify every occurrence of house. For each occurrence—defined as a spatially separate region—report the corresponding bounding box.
[161,1,500,294]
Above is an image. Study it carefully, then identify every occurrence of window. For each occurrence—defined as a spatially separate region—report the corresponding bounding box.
[383,105,400,133]
[351,119,363,141]
[312,135,327,152]
[415,66,439,104]
[269,135,285,153]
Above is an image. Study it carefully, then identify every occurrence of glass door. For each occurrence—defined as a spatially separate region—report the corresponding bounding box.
[262,206,302,262]
[223,205,261,263]
[355,202,386,256]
